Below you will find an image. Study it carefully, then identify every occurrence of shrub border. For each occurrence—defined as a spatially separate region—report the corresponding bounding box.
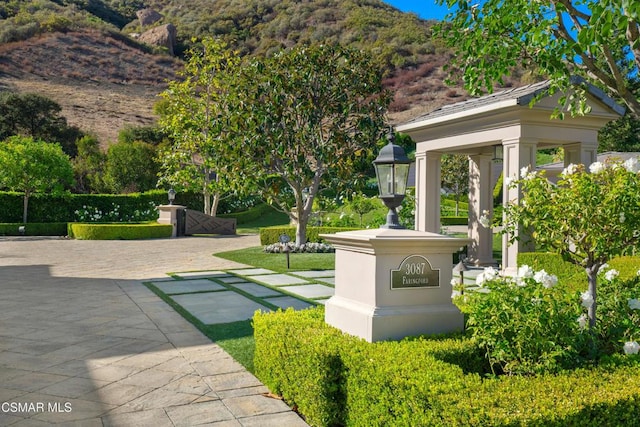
[68,223,173,240]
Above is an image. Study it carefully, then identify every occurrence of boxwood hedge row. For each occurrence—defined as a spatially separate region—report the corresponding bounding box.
[68,223,173,240]
[253,306,640,427]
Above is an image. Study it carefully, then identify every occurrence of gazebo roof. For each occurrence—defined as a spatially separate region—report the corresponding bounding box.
[403,77,626,126]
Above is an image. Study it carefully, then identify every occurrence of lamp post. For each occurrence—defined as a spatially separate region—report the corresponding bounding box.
[373,130,411,229]
[168,188,176,205]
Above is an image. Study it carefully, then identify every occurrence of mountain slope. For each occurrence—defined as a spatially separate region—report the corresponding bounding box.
[0,0,523,144]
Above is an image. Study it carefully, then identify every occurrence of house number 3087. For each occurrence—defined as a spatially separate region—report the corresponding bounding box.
[405,262,426,275]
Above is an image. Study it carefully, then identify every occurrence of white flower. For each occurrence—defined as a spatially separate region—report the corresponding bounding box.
[623,157,640,173]
[504,175,515,188]
[450,278,459,287]
[598,263,609,274]
[581,291,594,309]
[628,299,640,310]
[637,269,640,277]
[604,269,619,281]
[589,161,605,174]
[619,212,626,223]
[451,289,461,299]
[562,163,578,176]
[623,341,640,355]
[577,314,588,330]
[476,266,499,286]
[520,166,537,180]
[479,214,491,228]
[533,270,558,288]
[517,265,534,279]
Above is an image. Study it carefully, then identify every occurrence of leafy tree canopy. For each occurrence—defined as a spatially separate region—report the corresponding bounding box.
[436,0,640,117]
[0,92,82,156]
[0,135,73,222]
[227,42,391,244]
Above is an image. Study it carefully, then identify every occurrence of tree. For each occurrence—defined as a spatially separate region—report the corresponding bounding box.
[158,37,241,216]
[228,43,391,244]
[72,134,106,194]
[436,0,640,117]
[0,92,81,156]
[0,136,73,223]
[102,141,158,193]
[503,159,640,328]
[441,154,469,216]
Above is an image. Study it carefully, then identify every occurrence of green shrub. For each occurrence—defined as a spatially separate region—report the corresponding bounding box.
[518,252,584,290]
[219,203,275,224]
[253,307,640,427]
[259,226,359,245]
[68,223,172,240]
[0,222,67,236]
[441,216,468,225]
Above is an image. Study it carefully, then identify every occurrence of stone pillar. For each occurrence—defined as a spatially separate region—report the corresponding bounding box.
[157,205,186,237]
[467,153,495,265]
[502,138,537,275]
[415,151,442,233]
[564,141,598,167]
[321,228,470,342]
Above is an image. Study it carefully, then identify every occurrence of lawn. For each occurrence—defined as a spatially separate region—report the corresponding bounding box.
[215,246,335,273]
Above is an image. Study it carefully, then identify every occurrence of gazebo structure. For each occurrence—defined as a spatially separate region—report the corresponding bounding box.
[397,80,625,274]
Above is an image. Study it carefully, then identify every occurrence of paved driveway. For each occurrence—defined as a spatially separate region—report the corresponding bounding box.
[0,235,309,426]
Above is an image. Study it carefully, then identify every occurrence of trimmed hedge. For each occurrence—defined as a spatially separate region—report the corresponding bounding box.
[68,223,173,240]
[441,216,468,226]
[253,307,640,427]
[219,203,276,225]
[259,226,359,245]
[0,222,68,236]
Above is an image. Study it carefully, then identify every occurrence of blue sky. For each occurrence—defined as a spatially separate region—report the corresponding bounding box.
[385,1,453,21]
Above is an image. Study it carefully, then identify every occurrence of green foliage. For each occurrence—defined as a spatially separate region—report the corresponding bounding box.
[454,267,589,375]
[441,154,469,215]
[441,216,468,226]
[117,124,166,146]
[0,92,82,156]
[158,37,242,216]
[72,134,106,193]
[227,42,391,244]
[259,226,359,245]
[218,203,277,225]
[0,136,74,222]
[517,252,585,290]
[253,307,640,426]
[505,159,640,328]
[436,0,640,117]
[0,222,67,236]
[68,222,172,240]
[102,140,159,193]
[599,113,640,152]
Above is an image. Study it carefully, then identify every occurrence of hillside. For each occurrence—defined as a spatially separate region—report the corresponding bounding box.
[0,0,523,144]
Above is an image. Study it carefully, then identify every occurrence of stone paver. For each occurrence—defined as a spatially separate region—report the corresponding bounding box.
[229,282,283,297]
[227,268,275,276]
[0,236,309,426]
[171,291,271,324]
[151,278,226,294]
[267,296,315,310]
[250,273,309,286]
[280,284,335,299]
[290,270,336,278]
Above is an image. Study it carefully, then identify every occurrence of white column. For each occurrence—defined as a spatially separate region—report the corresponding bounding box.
[502,138,537,275]
[564,141,598,167]
[468,154,494,265]
[415,151,441,233]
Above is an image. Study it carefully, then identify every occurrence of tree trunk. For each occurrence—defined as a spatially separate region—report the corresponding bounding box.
[586,267,598,329]
[22,193,29,223]
[210,193,220,217]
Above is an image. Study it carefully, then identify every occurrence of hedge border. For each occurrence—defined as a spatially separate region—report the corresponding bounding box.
[259,226,360,245]
[0,222,68,236]
[68,223,173,240]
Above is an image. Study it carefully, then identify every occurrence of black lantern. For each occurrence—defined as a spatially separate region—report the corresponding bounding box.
[373,131,411,229]
[168,188,176,205]
[492,144,503,162]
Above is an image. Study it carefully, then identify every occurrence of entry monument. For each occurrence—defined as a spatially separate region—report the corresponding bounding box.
[322,132,470,342]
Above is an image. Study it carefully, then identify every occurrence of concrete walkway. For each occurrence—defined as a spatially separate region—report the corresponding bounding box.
[0,236,309,426]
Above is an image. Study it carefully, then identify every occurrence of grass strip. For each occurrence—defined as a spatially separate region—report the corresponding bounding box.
[215,246,335,273]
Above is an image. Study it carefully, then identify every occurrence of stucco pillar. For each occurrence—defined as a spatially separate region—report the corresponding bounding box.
[502,138,537,275]
[468,154,495,265]
[564,141,598,168]
[415,151,441,233]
